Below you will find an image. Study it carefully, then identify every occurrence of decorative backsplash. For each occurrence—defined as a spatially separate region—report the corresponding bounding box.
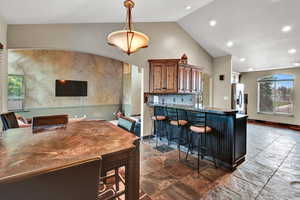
[148,94,196,105]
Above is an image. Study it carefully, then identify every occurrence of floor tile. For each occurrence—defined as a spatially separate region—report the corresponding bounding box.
[216,174,261,199]
[179,172,213,196]
[233,161,275,186]
[199,165,229,182]
[202,186,242,200]
[140,169,177,196]
[140,124,300,200]
[153,181,202,200]
[257,173,300,200]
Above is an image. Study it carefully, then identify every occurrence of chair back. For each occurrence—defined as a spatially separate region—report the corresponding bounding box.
[0,158,101,200]
[166,108,187,121]
[154,106,166,116]
[0,112,19,131]
[187,111,206,127]
[117,117,136,133]
[32,115,68,129]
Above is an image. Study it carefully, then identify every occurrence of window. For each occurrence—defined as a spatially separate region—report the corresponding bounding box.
[257,74,294,115]
[8,75,25,111]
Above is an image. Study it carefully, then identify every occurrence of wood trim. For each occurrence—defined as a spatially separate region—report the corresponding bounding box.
[148,59,180,63]
[248,119,300,131]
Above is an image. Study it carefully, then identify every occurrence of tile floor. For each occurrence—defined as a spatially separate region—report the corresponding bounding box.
[140,123,300,200]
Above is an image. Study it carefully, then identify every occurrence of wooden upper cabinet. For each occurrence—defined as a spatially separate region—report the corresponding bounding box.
[149,59,202,94]
[149,59,179,93]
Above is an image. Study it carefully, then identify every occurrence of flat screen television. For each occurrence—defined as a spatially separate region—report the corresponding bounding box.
[55,80,88,97]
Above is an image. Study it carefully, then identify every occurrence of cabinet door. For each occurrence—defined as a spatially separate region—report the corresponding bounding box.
[149,60,179,93]
[178,66,184,93]
[184,67,192,93]
[150,63,163,92]
[165,62,178,93]
[191,69,197,92]
[195,69,202,92]
[192,68,202,93]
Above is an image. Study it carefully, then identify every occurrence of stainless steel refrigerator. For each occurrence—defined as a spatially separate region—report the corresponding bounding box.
[232,83,245,114]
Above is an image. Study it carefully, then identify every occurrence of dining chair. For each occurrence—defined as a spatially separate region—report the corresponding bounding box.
[0,158,101,200]
[0,112,19,131]
[32,115,68,128]
[117,116,136,133]
[166,107,188,160]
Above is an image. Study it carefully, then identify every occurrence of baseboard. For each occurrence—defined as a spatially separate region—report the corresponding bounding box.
[248,119,300,131]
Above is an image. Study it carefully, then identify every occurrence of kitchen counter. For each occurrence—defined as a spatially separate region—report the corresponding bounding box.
[147,103,239,115]
[148,103,248,171]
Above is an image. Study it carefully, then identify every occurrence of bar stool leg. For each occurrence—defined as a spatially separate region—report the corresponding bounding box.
[197,136,201,173]
[167,123,171,146]
[200,133,204,160]
[155,120,159,148]
[185,131,192,160]
[178,126,182,160]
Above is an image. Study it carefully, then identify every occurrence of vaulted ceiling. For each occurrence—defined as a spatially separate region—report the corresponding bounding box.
[1,0,299,72]
[0,0,213,23]
[179,0,300,72]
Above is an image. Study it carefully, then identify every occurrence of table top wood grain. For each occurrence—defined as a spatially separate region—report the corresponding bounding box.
[0,120,139,183]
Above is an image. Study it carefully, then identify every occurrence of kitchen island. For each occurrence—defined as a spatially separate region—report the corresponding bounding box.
[148,103,247,171]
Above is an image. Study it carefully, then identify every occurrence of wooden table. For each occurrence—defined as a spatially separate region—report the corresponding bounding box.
[0,120,140,200]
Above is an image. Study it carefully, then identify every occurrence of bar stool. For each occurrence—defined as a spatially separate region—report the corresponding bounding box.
[151,106,167,147]
[166,107,188,160]
[185,111,217,172]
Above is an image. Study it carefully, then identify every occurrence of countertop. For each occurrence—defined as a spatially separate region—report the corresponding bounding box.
[0,120,139,183]
[147,103,246,116]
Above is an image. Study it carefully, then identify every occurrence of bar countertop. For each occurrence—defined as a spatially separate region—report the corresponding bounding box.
[147,103,241,115]
[0,120,139,183]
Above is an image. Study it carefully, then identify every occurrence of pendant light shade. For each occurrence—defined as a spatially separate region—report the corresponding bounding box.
[107,0,149,55]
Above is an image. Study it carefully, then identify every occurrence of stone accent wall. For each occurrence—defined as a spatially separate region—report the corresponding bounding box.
[8,50,123,109]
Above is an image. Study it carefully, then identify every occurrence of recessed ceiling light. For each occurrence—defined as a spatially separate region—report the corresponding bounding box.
[185,6,192,10]
[293,62,300,67]
[240,58,246,62]
[209,20,217,27]
[248,68,254,71]
[226,41,234,47]
[282,25,292,32]
[288,48,297,54]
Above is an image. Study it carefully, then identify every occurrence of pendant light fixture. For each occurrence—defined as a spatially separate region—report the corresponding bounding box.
[107,0,149,55]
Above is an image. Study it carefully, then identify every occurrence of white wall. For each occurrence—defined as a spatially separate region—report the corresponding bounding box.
[241,68,300,125]
[0,15,7,113]
[131,65,142,116]
[212,55,232,109]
